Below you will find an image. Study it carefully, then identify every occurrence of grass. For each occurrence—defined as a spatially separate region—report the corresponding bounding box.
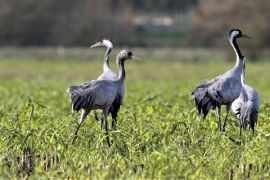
[0,58,270,178]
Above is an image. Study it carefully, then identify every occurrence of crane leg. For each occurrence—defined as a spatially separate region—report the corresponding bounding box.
[239,124,242,137]
[111,112,117,129]
[72,109,90,144]
[111,117,117,129]
[222,103,232,132]
[100,116,104,130]
[103,108,111,147]
[217,106,221,131]
[94,111,100,122]
[252,127,255,135]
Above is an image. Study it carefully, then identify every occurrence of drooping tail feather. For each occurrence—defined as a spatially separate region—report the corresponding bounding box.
[66,86,81,94]
[192,89,222,118]
[236,101,258,132]
[109,94,122,119]
[66,85,89,112]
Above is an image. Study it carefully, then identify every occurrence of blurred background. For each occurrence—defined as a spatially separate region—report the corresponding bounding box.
[0,0,270,61]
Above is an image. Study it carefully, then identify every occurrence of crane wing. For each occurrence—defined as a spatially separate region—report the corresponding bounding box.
[191,74,222,95]
[66,80,96,93]
[191,74,223,117]
[68,80,116,112]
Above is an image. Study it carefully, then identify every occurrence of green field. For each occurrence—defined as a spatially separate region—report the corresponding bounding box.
[0,58,270,178]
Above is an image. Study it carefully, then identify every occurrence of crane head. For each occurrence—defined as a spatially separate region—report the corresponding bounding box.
[229,29,251,40]
[90,38,113,49]
[116,50,142,64]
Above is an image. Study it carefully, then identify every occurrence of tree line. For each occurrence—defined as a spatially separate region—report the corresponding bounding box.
[0,0,269,53]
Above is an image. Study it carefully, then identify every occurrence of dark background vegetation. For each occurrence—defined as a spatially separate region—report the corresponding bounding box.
[0,0,269,59]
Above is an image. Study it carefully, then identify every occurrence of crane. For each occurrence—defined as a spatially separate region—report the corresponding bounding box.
[90,39,124,129]
[231,59,260,136]
[67,50,141,146]
[192,29,250,132]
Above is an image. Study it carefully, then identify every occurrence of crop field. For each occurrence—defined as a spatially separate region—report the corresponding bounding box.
[0,57,270,178]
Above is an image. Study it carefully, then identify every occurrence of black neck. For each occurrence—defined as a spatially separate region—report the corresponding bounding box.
[232,37,243,58]
[117,59,125,82]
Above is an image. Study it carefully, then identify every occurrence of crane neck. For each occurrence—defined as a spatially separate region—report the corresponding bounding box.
[241,63,246,84]
[116,59,126,83]
[241,70,245,84]
[229,37,244,69]
[103,47,112,72]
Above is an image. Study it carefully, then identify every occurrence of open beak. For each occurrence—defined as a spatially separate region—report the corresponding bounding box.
[90,41,102,48]
[242,34,251,39]
[131,55,143,61]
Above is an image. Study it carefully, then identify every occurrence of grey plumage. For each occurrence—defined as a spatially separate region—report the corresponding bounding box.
[192,29,250,132]
[69,80,116,112]
[232,59,260,135]
[91,39,124,128]
[67,50,141,146]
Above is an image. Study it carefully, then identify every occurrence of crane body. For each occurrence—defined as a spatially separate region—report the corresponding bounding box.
[91,39,124,128]
[192,29,250,132]
[232,60,260,135]
[67,50,141,146]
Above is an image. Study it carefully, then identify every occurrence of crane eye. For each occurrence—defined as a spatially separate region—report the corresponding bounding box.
[127,51,132,57]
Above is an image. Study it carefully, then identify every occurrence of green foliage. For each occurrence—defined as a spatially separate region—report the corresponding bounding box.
[0,59,270,178]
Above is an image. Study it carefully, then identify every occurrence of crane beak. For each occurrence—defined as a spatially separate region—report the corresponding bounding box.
[90,42,102,48]
[131,55,142,61]
[242,34,251,39]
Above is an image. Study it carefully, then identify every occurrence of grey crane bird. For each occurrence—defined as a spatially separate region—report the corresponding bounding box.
[67,50,141,146]
[192,29,250,132]
[232,59,260,136]
[90,39,125,129]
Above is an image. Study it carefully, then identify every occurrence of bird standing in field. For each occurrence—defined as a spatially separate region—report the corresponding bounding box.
[232,59,260,136]
[192,29,250,132]
[67,50,141,146]
[90,39,125,129]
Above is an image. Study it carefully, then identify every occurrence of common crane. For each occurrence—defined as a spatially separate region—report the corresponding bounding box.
[192,29,250,132]
[67,50,141,146]
[91,39,124,129]
[232,59,260,136]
